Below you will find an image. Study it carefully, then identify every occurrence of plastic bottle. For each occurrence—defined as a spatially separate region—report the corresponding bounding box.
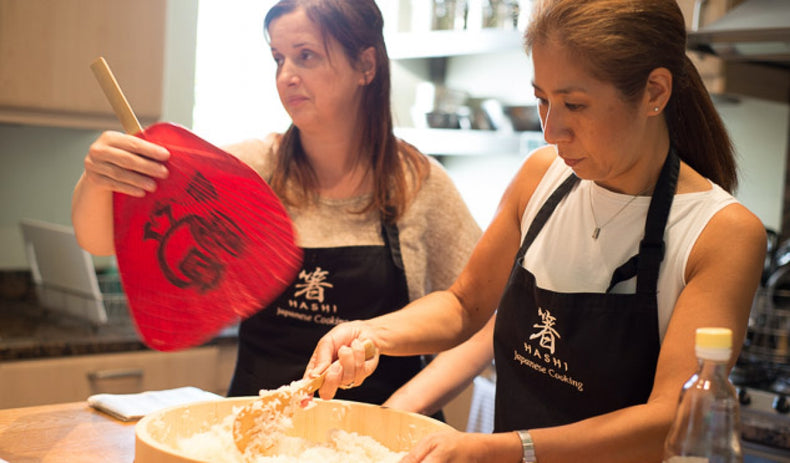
[663,327,743,463]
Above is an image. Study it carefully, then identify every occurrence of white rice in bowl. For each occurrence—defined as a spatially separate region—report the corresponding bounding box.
[175,410,406,463]
[175,381,406,463]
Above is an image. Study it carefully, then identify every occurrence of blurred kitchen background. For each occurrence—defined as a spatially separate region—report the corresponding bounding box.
[0,0,789,456]
[1,0,788,270]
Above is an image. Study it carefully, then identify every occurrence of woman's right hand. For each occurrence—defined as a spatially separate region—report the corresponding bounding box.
[305,321,381,400]
[72,130,170,255]
[83,130,171,197]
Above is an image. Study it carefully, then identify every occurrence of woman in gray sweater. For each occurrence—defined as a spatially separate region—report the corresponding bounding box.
[71,0,481,408]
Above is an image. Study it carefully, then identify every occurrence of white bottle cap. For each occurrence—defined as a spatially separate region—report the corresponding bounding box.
[695,327,732,362]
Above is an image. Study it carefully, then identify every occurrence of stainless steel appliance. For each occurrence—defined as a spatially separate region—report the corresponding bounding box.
[733,235,790,462]
[731,359,790,462]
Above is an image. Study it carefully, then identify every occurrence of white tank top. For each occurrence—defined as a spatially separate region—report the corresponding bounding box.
[521,155,738,341]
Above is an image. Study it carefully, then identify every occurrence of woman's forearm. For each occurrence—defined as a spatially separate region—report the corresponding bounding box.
[71,172,116,255]
[368,290,487,357]
[528,400,674,463]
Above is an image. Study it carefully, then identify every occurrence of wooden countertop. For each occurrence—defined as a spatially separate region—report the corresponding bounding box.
[0,401,136,462]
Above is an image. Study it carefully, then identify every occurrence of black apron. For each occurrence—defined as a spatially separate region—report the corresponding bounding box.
[228,218,423,405]
[493,148,679,431]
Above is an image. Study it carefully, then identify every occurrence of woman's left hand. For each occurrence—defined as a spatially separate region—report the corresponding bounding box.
[402,431,521,463]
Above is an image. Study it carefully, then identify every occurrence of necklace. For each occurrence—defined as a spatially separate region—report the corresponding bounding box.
[589,185,650,239]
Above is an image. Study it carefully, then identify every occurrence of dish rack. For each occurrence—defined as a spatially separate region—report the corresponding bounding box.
[95,270,131,325]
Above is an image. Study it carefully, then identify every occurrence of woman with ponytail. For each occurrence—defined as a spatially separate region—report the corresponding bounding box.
[305,1,766,461]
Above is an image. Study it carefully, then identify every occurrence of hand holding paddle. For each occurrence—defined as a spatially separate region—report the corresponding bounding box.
[90,57,303,351]
[232,339,377,454]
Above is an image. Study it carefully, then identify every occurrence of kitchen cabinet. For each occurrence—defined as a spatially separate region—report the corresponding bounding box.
[0,343,237,409]
[678,0,789,104]
[0,0,166,130]
[387,28,541,157]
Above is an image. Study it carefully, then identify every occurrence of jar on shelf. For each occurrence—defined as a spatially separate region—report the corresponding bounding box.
[481,0,519,29]
[432,0,468,31]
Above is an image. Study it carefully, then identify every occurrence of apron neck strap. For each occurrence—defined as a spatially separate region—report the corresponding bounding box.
[381,207,405,271]
[517,173,580,260]
[634,145,680,293]
[517,145,680,295]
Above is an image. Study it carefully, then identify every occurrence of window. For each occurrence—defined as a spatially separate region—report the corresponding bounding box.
[193,0,290,146]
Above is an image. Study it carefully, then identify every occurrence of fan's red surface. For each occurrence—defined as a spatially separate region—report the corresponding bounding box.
[113,123,302,351]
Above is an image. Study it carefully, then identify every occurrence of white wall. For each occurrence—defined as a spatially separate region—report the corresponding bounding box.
[191,0,290,146]
[718,97,789,232]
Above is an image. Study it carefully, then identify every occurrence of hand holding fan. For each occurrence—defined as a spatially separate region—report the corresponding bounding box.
[90,57,302,351]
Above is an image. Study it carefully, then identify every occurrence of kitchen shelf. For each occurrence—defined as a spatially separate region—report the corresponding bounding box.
[386,29,524,60]
[395,127,544,157]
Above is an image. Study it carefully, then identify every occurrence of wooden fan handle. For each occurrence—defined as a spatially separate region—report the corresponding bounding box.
[90,57,143,134]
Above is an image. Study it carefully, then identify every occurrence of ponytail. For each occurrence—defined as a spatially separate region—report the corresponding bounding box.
[666,56,737,192]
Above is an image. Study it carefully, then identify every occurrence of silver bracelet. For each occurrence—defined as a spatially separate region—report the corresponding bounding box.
[516,430,536,463]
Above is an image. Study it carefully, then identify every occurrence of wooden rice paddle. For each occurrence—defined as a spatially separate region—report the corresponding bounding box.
[233,339,377,454]
[90,57,303,351]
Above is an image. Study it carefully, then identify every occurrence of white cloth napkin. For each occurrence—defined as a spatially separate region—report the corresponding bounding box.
[87,386,222,421]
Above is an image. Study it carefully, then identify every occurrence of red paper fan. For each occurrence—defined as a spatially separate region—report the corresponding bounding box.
[90,57,301,351]
[113,123,302,351]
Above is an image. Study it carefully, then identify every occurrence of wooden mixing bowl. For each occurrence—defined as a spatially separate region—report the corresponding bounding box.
[135,397,453,462]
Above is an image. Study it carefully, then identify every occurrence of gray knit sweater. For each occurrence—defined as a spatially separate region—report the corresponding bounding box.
[226,137,482,302]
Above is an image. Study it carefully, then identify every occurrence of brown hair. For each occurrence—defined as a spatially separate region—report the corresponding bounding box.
[526,0,738,192]
[264,0,429,222]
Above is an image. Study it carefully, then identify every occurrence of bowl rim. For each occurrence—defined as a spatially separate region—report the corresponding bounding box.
[135,396,454,461]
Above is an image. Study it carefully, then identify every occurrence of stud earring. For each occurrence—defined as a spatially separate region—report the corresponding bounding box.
[653,107,660,112]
